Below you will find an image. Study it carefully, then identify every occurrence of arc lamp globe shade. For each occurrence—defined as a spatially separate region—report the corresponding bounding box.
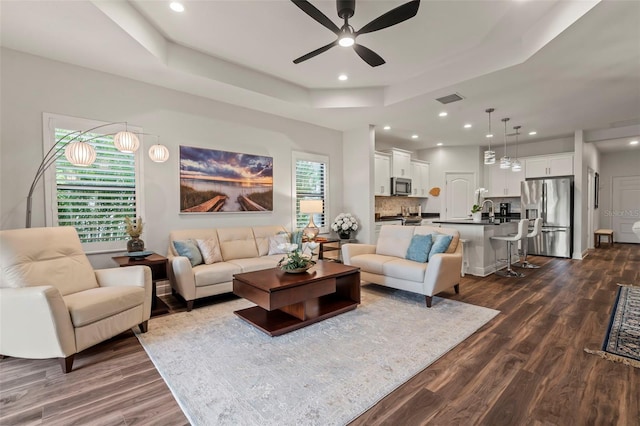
[113,130,140,153]
[64,141,96,166]
[148,144,170,163]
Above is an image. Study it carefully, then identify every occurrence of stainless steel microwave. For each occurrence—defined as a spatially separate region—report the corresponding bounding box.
[391,177,412,196]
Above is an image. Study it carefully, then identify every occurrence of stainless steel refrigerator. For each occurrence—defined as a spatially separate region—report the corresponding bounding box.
[521,176,574,258]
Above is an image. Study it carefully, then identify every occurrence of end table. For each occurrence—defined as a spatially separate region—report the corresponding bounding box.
[112,253,170,317]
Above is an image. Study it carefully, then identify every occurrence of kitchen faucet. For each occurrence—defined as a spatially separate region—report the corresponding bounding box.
[482,200,495,221]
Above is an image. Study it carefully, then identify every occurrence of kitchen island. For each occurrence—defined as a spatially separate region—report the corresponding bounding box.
[433,218,521,277]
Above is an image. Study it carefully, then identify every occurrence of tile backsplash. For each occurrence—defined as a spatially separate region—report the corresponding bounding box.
[375,197,424,217]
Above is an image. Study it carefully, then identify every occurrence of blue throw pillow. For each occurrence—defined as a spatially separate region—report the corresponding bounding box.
[405,234,433,263]
[428,234,453,261]
[173,239,203,267]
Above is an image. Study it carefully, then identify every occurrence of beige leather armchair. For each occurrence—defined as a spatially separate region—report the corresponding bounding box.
[0,227,152,373]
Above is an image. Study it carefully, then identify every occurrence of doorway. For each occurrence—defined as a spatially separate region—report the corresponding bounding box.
[612,176,640,243]
[444,172,475,220]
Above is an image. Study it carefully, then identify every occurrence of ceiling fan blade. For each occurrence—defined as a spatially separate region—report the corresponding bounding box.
[356,0,420,36]
[291,0,340,34]
[353,44,385,67]
[293,40,339,64]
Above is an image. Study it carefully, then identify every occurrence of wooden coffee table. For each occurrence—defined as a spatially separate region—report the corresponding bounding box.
[232,261,360,336]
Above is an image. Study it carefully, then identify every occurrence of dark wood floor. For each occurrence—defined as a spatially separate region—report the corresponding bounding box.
[1,244,638,425]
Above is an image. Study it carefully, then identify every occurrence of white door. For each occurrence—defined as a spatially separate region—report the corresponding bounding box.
[612,176,640,243]
[445,172,475,220]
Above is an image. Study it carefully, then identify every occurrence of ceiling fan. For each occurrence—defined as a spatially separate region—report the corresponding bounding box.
[291,0,420,67]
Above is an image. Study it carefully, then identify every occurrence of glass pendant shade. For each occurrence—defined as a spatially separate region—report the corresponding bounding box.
[113,131,140,153]
[499,156,511,169]
[64,141,96,166]
[148,144,170,163]
[511,159,522,172]
[484,150,496,165]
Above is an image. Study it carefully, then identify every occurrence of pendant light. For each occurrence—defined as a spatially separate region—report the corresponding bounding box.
[511,125,522,172]
[499,117,511,169]
[65,139,97,166]
[484,108,496,165]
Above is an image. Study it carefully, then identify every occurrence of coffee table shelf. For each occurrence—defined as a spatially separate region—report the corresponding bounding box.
[233,261,360,336]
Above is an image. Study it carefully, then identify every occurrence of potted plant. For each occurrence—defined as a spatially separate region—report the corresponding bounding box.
[471,188,488,222]
[125,216,145,252]
[276,230,318,273]
[331,213,359,239]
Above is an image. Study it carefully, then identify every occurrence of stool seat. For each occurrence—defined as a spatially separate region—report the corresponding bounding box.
[491,219,528,278]
[594,229,614,248]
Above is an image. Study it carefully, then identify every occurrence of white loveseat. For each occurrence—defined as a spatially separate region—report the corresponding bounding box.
[168,225,288,310]
[342,225,462,307]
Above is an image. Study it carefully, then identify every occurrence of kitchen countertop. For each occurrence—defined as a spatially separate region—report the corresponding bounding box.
[433,217,521,226]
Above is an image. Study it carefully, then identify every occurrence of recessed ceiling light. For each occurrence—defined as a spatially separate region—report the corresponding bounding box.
[439,112,448,117]
[170,2,185,12]
[411,134,419,139]
[464,124,472,129]
[630,140,639,145]
[529,131,537,136]
[338,74,348,81]
[436,142,443,146]
[383,125,391,130]
[486,133,494,138]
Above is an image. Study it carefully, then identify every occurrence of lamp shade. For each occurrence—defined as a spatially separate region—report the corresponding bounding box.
[148,144,170,163]
[300,199,323,213]
[64,141,96,166]
[113,131,140,153]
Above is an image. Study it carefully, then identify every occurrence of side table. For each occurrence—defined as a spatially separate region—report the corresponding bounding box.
[112,253,170,317]
[315,238,357,263]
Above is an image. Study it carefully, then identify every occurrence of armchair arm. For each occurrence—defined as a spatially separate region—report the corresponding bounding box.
[169,256,196,301]
[342,244,376,265]
[0,286,76,358]
[95,266,152,320]
[423,252,462,296]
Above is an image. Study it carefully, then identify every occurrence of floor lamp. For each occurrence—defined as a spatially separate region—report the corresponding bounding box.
[300,199,323,240]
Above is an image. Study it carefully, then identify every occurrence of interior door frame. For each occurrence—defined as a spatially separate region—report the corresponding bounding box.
[444,171,476,220]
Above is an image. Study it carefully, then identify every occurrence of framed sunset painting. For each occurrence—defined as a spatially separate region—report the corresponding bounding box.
[179,146,273,213]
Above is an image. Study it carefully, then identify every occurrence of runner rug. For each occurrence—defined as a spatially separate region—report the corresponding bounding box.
[585,284,640,368]
[135,285,499,426]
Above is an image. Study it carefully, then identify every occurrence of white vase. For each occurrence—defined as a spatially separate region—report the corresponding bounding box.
[472,212,482,222]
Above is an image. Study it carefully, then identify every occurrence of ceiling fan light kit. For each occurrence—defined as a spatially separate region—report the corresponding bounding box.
[291,0,420,67]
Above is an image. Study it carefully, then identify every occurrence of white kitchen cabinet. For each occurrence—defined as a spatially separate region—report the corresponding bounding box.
[485,165,525,197]
[525,154,573,178]
[374,152,391,196]
[384,148,412,178]
[410,160,430,198]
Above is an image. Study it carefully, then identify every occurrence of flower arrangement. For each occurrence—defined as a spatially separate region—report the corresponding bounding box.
[331,213,359,235]
[276,230,318,272]
[124,216,143,238]
[471,188,488,213]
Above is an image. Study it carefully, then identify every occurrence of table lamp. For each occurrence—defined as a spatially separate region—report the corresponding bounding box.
[300,199,323,240]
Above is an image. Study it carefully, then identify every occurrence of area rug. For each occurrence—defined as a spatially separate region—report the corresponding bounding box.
[135,285,499,426]
[585,284,640,368]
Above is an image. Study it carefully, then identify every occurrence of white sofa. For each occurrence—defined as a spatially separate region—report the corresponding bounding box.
[342,225,462,307]
[167,225,288,310]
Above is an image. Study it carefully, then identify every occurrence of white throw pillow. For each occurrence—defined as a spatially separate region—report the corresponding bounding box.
[196,237,222,264]
[268,234,289,255]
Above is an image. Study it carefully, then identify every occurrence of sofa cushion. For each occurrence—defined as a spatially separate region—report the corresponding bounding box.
[193,262,242,287]
[376,225,415,258]
[349,253,397,275]
[169,228,219,257]
[173,239,203,266]
[267,234,289,255]
[64,286,145,327]
[196,237,222,264]
[227,255,281,273]
[217,227,259,260]
[405,234,433,263]
[252,226,288,256]
[429,234,454,261]
[415,226,459,254]
[382,258,427,283]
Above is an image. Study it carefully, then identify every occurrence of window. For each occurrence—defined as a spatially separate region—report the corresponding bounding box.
[43,114,143,252]
[293,151,329,233]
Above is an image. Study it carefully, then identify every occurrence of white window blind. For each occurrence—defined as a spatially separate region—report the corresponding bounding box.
[43,114,143,252]
[293,152,328,232]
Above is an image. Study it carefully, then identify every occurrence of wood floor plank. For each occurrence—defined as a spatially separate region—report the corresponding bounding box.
[1,246,639,425]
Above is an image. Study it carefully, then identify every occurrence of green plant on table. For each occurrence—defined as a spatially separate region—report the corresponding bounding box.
[471,188,488,213]
[276,230,318,271]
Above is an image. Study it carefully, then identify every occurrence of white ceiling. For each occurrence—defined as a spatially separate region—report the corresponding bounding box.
[1,0,639,152]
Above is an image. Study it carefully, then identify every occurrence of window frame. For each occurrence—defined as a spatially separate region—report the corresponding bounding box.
[42,113,145,254]
[292,151,329,235]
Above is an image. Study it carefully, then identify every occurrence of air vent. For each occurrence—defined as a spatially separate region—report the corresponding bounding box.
[435,93,464,104]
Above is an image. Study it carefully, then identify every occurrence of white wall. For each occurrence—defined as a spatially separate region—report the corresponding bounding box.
[598,150,640,229]
[415,146,483,216]
[576,133,600,257]
[343,126,375,243]
[0,48,343,267]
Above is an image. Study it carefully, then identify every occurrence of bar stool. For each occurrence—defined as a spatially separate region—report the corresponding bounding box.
[491,219,528,278]
[515,218,543,269]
